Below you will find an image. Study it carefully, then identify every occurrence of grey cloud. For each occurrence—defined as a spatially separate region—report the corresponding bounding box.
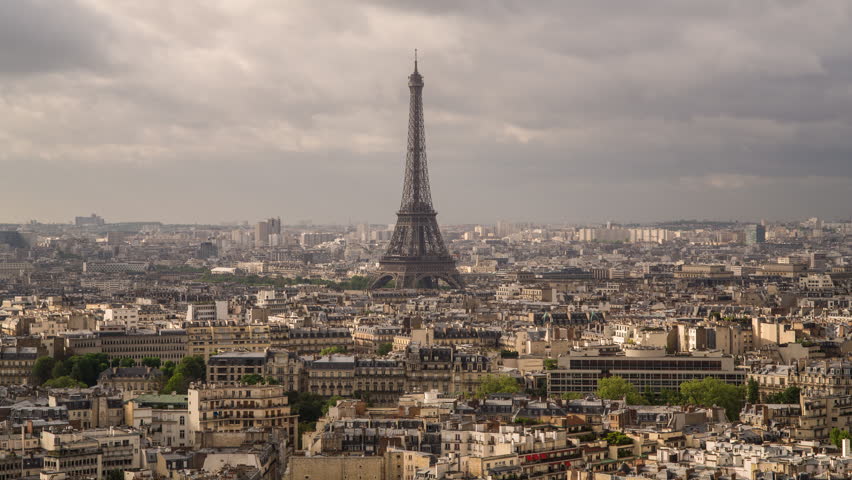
[0,0,114,75]
[0,0,851,224]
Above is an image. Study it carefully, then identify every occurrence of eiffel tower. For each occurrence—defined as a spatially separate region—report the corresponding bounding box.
[369,54,463,290]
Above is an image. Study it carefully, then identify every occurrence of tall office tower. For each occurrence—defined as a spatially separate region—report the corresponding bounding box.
[369,55,463,290]
[357,223,371,243]
[267,217,282,235]
[744,224,766,245]
[255,221,269,247]
[255,217,281,247]
[496,220,516,237]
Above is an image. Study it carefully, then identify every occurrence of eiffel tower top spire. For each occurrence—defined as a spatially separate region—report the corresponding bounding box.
[400,49,431,213]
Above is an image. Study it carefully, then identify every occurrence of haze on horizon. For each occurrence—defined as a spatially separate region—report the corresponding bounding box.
[1,0,851,225]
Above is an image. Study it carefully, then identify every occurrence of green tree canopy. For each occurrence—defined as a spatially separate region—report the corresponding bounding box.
[175,355,206,382]
[830,428,852,448]
[596,376,644,404]
[765,386,800,405]
[680,377,744,421]
[476,374,522,398]
[119,357,136,367]
[64,353,111,386]
[241,374,265,385]
[161,373,189,394]
[323,396,344,415]
[319,346,345,356]
[288,392,326,423]
[543,359,558,370]
[106,470,123,480]
[141,357,161,369]
[51,361,70,379]
[33,356,56,385]
[44,376,87,389]
[604,431,633,446]
[377,343,393,356]
[161,361,176,379]
[746,379,760,404]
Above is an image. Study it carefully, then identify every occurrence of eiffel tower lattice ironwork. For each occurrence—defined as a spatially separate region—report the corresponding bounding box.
[369,54,463,290]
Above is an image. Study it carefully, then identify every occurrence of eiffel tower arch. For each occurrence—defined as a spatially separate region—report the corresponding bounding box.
[369,54,463,290]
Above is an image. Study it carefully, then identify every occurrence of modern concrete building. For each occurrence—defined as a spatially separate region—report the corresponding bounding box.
[547,346,745,396]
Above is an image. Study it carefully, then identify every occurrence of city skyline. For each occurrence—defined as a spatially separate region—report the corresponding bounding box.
[2,1,852,224]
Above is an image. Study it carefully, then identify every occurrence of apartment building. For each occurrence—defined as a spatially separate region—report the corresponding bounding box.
[65,329,187,363]
[188,383,297,449]
[207,351,270,384]
[185,321,270,359]
[269,325,353,355]
[124,393,190,448]
[404,345,492,395]
[0,346,38,386]
[48,391,124,430]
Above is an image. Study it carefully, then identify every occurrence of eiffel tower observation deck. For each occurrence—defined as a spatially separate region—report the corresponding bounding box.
[368,54,463,290]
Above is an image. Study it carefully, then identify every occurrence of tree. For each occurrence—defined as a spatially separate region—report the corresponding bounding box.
[680,377,745,421]
[475,375,522,398]
[33,356,56,385]
[44,376,87,389]
[604,431,633,446]
[746,379,760,404]
[830,428,852,448]
[120,357,136,367]
[175,355,206,382]
[142,357,161,369]
[319,346,345,356]
[241,374,264,385]
[288,392,326,423]
[162,373,189,394]
[561,392,585,401]
[161,361,176,379]
[106,470,123,480]
[377,343,393,356]
[514,417,540,425]
[323,396,344,415]
[596,376,644,405]
[543,359,558,370]
[67,353,111,386]
[51,360,71,379]
[766,386,800,404]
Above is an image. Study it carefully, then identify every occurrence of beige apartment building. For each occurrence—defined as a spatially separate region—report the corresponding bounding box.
[188,383,297,449]
[65,329,187,363]
[185,321,270,360]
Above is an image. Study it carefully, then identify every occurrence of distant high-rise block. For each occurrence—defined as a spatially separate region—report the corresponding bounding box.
[75,213,105,227]
[744,224,765,245]
[255,217,281,247]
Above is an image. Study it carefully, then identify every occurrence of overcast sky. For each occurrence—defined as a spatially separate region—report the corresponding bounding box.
[2,0,851,225]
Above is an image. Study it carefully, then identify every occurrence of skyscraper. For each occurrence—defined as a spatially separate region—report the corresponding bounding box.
[255,217,281,247]
[744,224,766,245]
[369,55,463,290]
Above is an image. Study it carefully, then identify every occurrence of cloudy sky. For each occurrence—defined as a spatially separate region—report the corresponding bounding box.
[2,0,851,225]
